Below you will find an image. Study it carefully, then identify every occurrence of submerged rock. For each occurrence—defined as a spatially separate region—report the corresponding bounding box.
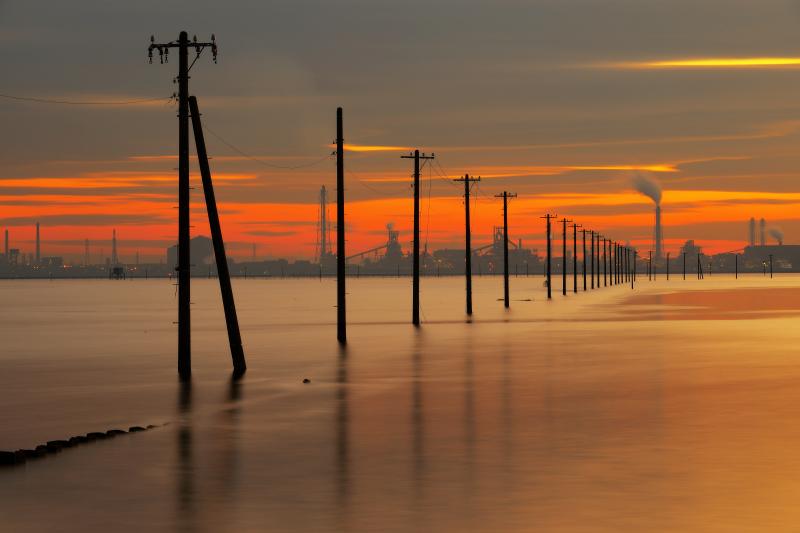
[105,429,126,437]
[303,378,311,384]
[128,426,145,433]
[0,451,17,465]
[86,432,107,440]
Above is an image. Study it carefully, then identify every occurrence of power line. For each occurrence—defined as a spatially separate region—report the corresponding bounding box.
[202,123,333,170]
[0,92,173,106]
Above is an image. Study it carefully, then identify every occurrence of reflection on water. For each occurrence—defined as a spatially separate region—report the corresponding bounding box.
[2,276,800,531]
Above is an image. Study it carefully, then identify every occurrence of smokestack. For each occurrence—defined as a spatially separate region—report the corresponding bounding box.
[749,217,756,247]
[632,174,664,260]
[111,229,118,265]
[655,205,663,261]
[35,222,40,264]
[759,218,766,247]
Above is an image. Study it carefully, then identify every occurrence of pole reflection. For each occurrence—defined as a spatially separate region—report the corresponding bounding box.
[335,345,350,526]
[176,381,194,532]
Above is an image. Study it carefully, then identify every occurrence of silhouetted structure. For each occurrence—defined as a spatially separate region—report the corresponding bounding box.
[189,95,246,376]
[455,174,480,314]
[336,107,346,343]
[150,31,221,380]
[403,150,434,325]
[495,191,516,307]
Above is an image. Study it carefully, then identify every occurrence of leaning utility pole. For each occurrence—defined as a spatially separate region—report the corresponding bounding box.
[149,31,217,381]
[189,96,246,376]
[455,175,480,315]
[402,150,435,325]
[572,223,581,293]
[560,217,571,296]
[336,108,346,343]
[542,214,557,299]
[495,191,517,308]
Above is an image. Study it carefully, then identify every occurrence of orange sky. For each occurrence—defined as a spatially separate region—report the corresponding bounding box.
[4,3,800,262]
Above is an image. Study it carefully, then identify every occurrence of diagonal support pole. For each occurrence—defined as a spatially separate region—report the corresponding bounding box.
[189,96,246,376]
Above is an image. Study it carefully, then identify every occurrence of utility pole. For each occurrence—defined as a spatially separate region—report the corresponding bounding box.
[648,251,652,280]
[590,230,595,290]
[560,217,571,296]
[149,31,217,381]
[495,191,517,308]
[602,236,608,287]
[582,228,587,291]
[769,254,773,278]
[596,233,602,288]
[542,214,557,299]
[455,175,480,314]
[189,96,246,376]
[683,252,687,280]
[666,251,670,280]
[336,108,346,343]
[735,254,738,279]
[632,250,636,289]
[572,223,581,293]
[402,150,435,325]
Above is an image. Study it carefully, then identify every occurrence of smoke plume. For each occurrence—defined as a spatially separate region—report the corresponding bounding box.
[769,227,784,245]
[632,174,662,205]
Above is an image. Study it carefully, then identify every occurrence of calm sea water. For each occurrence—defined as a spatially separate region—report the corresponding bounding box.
[2,274,800,532]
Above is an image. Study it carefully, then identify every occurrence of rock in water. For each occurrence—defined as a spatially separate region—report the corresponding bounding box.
[0,451,17,465]
[303,378,311,384]
[128,426,145,432]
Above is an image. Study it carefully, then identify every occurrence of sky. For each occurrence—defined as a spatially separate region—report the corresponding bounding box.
[3,0,800,262]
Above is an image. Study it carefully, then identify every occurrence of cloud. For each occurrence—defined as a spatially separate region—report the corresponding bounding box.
[592,57,800,70]
[0,213,170,226]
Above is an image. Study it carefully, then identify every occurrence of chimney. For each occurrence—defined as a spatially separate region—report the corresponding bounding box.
[655,205,663,260]
[35,222,40,264]
[749,217,755,247]
[111,229,118,265]
[759,218,766,247]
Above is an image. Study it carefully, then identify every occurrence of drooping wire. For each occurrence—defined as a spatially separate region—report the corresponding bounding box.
[202,123,334,170]
[0,93,173,106]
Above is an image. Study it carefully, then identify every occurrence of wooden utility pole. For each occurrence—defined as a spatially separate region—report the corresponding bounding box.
[582,228,587,291]
[572,223,581,293]
[590,230,595,289]
[336,108,346,343]
[560,217,572,296]
[632,250,636,289]
[769,254,773,278]
[402,150,435,326]
[596,233,602,288]
[454,175,481,315]
[495,191,517,308]
[666,252,670,280]
[683,252,687,280]
[542,214,557,299]
[149,32,217,381]
[604,240,608,287]
[735,254,738,279]
[189,96,246,376]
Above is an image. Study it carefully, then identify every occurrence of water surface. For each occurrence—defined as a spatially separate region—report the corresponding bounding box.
[1,275,799,532]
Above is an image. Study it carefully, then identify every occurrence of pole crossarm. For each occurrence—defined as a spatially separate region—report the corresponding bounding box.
[149,34,218,64]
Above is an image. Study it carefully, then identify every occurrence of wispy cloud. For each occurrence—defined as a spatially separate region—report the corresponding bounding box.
[592,57,800,70]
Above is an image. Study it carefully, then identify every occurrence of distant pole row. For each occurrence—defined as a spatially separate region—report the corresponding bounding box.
[541,217,637,300]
